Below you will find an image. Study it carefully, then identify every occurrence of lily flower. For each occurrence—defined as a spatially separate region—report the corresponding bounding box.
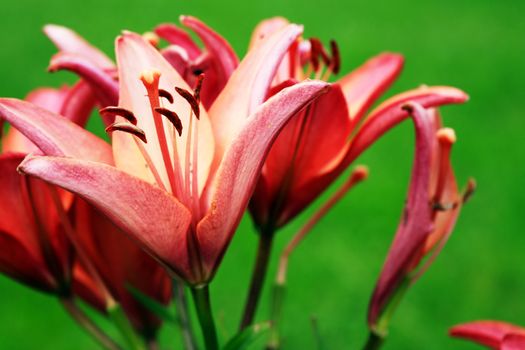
[10,25,329,285]
[450,321,525,350]
[247,17,469,232]
[366,103,475,340]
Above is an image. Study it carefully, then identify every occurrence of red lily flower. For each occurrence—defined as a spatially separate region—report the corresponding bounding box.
[247,17,469,230]
[9,25,330,285]
[0,85,97,294]
[367,103,475,331]
[450,321,525,350]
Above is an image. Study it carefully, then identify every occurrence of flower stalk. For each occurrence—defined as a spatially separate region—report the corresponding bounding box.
[191,285,219,350]
[239,226,275,330]
[60,297,123,350]
[172,279,198,350]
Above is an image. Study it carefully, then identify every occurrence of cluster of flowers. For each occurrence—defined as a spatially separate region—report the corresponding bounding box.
[0,15,517,350]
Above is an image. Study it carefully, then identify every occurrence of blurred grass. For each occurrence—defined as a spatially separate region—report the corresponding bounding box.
[1,0,524,349]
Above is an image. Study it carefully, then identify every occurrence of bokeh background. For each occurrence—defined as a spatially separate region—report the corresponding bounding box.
[1,0,524,349]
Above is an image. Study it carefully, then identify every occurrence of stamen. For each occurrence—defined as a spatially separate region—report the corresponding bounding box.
[175,87,200,119]
[462,178,476,204]
[106,122,147,143]
[433,127,456,208]
[143,32,160,48]
[99,106,137,125]
[140,69,179,195]
[159,89,174,104]
[308,39,320,72]
[329,40,341,74]
[309,38,330,66]
[155,107,183,136]
[193,73,205,103]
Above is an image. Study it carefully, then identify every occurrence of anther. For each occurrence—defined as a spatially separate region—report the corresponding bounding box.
[462,178,476,204]
[194,73,205,103]
[310,38,330,66]
[330,40,341,74]
[308,38,320,72]
[106,122,147,143]
[143,32,160,48]
[99,106,137,125]
[175,87,200,119]
[159,89,174,104]
[154,107,183,136]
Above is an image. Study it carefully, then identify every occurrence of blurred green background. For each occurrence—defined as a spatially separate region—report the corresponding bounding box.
[1,0,524,349]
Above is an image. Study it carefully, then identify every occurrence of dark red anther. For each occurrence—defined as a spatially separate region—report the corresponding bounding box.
[194,73,205,103]
[310,38,330,66]
[99,106,137,125]
[175,87,200,119]
[154,107,183,136]
[105,122,147,143]
[159,89,174,104]
[330,40,341,74]
[308,38,320,71]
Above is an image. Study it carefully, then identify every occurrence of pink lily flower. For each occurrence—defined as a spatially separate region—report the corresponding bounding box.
[367,103,475,331]
[450,321,525,350]
[9,25,330,285]
[247,17,469,230]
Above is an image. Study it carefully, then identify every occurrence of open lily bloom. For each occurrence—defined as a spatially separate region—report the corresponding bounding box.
[10,24,329,285]
[247,17,469,230]
[367,103,474,331]
[450,321,525,350]
[0,86,95,294]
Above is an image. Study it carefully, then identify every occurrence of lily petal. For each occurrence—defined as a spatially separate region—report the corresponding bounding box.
[502,334,525,350]
[337,53,404,125]
[368,103,434,326]
[115,31,214,193]
[450,321,525,349]
[197,80,330,279]
[49,52,119,107]
[0,98,113,164]
[155,23,201,60]
[3,87,69,153]
[249,17,290,49]
[180,16,238,80]
[44,24,115,70]
[18,155,194,280]
[208,23,303,161]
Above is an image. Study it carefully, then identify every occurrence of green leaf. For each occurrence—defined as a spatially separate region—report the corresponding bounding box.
[126,284,177,323]
[223,321,271,350]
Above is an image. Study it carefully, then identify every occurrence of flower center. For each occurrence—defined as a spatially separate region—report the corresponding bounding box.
[102,71,205,221]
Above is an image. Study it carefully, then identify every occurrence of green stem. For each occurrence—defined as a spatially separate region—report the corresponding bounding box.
[109,304,145,350]
[191,285,219,350]
[173,279,198,350]
[60,298,123,350]
[363,331,384,350]
[239,229,275,329]
[266,283,286,350]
